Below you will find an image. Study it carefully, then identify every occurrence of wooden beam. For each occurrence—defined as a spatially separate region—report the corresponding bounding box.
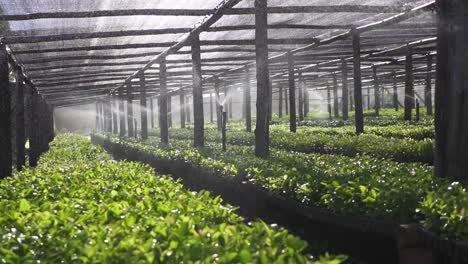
[287,52,297,132]
[425,55,433,115]
[118,87,126,137]
[298,73,304,121]
[372,66,380,115]
[352,30,364,134]
[341,59,349,120]
[434,0,468,182]
[159,59,169,144]
[332,73,339,118]
[0,6,406,22]
[0,44,11,178]
[126,83,134,137]
[244,66,252,132]
[3,28,190,44]
[139,73,148,139]
[15,67,26,171]
[254,0,270,158]
[192,34,204,148]
[404,47,414,121]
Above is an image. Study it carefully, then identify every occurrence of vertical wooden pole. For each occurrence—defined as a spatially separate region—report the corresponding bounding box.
[95,102,100,130]
[186,95,192,123]
[327,83,332,120]
[372,66,380,116]
[367,86,371,110]
[415,99,420,122]
[304,85,309,117]
[104,95,112,133]
[150,98,155,128]
[140,73,148,139]
[434,0,468,181]
[29,90,40,167]
[332,73,339,118]
[168,95,172,128]
[119,87,126,137]
[392,71,399,111]
[244,66,252,132]
[126,82,134,137]
[99,101,105,131]
[298,73,304,121]
[180,90,186,129]
[278,85,283,118]
[404,47,414,121]
[341,59,349,120]
[352,30,364,134]
[112,95,118,134]
[192,34,204,148]
[159,59,169,144]
[288,52,297,132]
[227,86,233,120]
[214,78,222,130]
[254,0,270,158]
[425,55,433,115]
[284,88,289,115]
[0,44,11,178]
[268,80,273,122]
[349,88,354,111]
[210,92,214,123]
[15,67,26,171]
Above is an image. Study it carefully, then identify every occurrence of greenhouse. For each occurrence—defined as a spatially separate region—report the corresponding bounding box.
[0,0,467,263]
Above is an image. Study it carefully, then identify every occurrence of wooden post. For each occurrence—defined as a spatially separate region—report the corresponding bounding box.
[150,98,155,128]
[227,86,233,120]
[95,101,100,130]
[254,0,270,158]
[278,85,283,118]
[159,59,169,144]
[244,66,252,132]
[415,99,420,122]
[134,119,138,139]
[105,95,113,133]
[341,59,349,120]
[298,73,304,121]
[29,90,40,167]
[192,34,204,148]
[186,95,192,123]
[327,83,332,120]
[112,95,118,134]
[15,67,26,171]
[119,87,126,137]
[221,105,227,152]
[425,55,433,115]
[287,52,297,132]
[210,92,214,123]
[214,78,222,130]
[372,66,380,116]
[352,30,364,134]
[100,101,105,131]
[168,95,172,128]
[180,90,186,129]
[404,47,414,121]
[367,86,371,110]
[140,73,148,139]
[304,85,309,117]
[268,80,273,123]
[332,73,339,118]
[284,88,289,115]
[126,82,134,137]
[392,71,399,111]
[0,44,11,178]
[434,0,468,182]
[349,88,354,111]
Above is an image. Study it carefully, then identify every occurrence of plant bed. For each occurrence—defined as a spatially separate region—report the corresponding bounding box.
[93,134,468,264]
[1,134,347,263]
[93,135,403,264]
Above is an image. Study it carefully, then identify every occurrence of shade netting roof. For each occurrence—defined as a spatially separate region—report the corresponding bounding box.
[0,0,436,106]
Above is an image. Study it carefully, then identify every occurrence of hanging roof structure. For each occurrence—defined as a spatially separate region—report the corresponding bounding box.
[0,0,436,107]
